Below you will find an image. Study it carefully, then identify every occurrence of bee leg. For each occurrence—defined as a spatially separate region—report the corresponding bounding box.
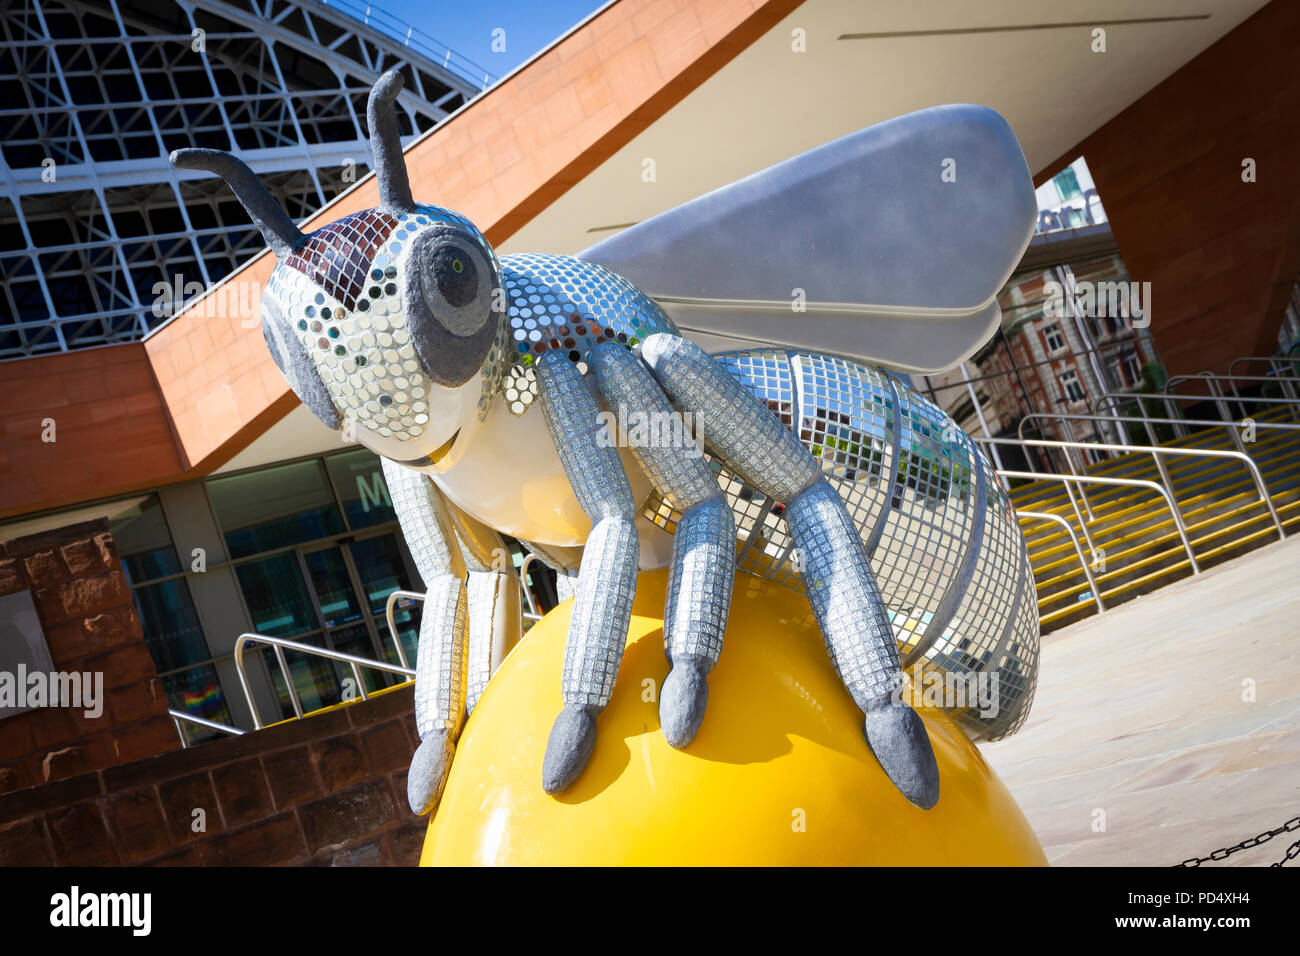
[381,458,469,815]
[535,351,640,793]
[441,504,523,717]
[639,333,940,809]
[784,481,940,808]
[589,343,735,748]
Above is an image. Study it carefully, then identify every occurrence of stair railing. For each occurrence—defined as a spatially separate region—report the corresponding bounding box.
[1020,410,1300,465]
[1226,356,1300,406]
[995,470,1201,575]
[169,709,245,748]
[1015,510,1106,614]
[1098,389,1300,417]
[1179,372,1300,423]
[518,553,546,623]
[234,633,415,729]
[977,436,1284,540]
[382,589,423,670]
[1095,389,1300,444]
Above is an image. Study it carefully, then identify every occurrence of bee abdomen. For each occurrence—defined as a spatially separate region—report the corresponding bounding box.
[642,346,1040,740]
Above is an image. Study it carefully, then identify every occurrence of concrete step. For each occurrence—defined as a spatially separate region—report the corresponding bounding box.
[998,404,1300,633]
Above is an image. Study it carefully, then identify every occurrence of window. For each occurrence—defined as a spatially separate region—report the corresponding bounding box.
[1059,369,1086,403]
[325,449,397,530]
[1106,357,1124,390]
[111,495,183,583]
[1042,322,1066,354]
[1053,166,1082,202]
[109,495,232,745]
[207,460,346,558]
[1122,348,1143,386]
[161,663,234,746]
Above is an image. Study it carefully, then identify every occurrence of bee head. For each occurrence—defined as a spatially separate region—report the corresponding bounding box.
[170,69,505,468]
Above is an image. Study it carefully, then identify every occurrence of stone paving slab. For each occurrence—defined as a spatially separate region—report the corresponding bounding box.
[979,534,1300,867]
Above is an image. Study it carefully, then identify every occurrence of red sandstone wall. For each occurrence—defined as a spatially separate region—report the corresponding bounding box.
[0,686,424,866]
[0,519,177,794]
[0,346,185,520]
[0,518,427,866]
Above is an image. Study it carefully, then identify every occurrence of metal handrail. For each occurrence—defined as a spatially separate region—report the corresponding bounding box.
[234,633,415,729]
[1164,371,1300,423]
[382,589,422,669]
[169,708,245,748]
[1020,411,1300,459]
[976,436,1284,540]
[316,0,497,89]
[1107,382,1300,431]
[996,470,1201,574]
[1166,372,1300,390]
[1099,390,1300,410]
[518,553,544,623]
[1016,511,1105,614]
[383,564,546,659]
[1228,355,1300,378]
[1097,387,1300,434]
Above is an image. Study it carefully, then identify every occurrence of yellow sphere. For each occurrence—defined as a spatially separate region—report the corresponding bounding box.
[421,568,1046,866]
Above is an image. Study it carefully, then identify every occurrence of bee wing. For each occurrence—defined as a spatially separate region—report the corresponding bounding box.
[578,104,1036,373]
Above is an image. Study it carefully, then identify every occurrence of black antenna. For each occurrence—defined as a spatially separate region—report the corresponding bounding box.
[169,148,304,258]
[367,68,416,214]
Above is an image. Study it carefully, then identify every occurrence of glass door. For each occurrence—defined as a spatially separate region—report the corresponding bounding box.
[348,533,418,668]
[302,541,389,697]
[234,551,339,718]
[236,532,416,720]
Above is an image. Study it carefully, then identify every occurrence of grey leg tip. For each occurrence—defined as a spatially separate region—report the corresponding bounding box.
[407,733,454,816]
[542,705,597,794]
[864,702,941,810]
[660,663,709,749]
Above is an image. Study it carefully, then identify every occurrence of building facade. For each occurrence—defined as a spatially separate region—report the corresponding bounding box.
[918,160,1163,471]
[0,0,488,358]
[2,0,1296,752]
[0,0,497,735]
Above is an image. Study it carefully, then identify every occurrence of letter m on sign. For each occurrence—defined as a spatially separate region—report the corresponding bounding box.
[357,471,392,513]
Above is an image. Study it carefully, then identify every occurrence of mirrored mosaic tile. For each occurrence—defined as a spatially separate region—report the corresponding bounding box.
[495,253,678,414]
[265,202,509,436]
[642,346,1039,739]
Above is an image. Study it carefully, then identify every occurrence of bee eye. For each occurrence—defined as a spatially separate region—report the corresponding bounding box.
[412,229,496,337]
[429,243,478,308]
[405,226,502,387]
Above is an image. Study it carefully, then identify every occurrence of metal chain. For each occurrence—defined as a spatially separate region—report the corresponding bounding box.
[1176,814,1300,866]
[1270,837,1300,868]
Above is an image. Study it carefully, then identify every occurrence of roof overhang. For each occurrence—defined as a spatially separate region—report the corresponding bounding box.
[2,0,1275,510]
[502,0,1268,255]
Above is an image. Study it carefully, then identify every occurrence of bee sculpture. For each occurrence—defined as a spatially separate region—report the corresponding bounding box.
[170,70,1041,815]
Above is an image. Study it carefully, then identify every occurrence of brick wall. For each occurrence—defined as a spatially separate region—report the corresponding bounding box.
[1034,0,1300,377]
[0,685,425,867]
[0,519,177,794]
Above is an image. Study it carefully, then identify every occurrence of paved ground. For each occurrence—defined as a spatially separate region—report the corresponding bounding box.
[978,534,1300,866]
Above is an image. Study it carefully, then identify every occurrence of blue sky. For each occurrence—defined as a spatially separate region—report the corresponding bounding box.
[361,0,609,82]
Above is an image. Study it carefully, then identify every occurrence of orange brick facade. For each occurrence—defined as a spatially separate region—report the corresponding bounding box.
[1034,0,1300,378]
[0,346,184,519]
